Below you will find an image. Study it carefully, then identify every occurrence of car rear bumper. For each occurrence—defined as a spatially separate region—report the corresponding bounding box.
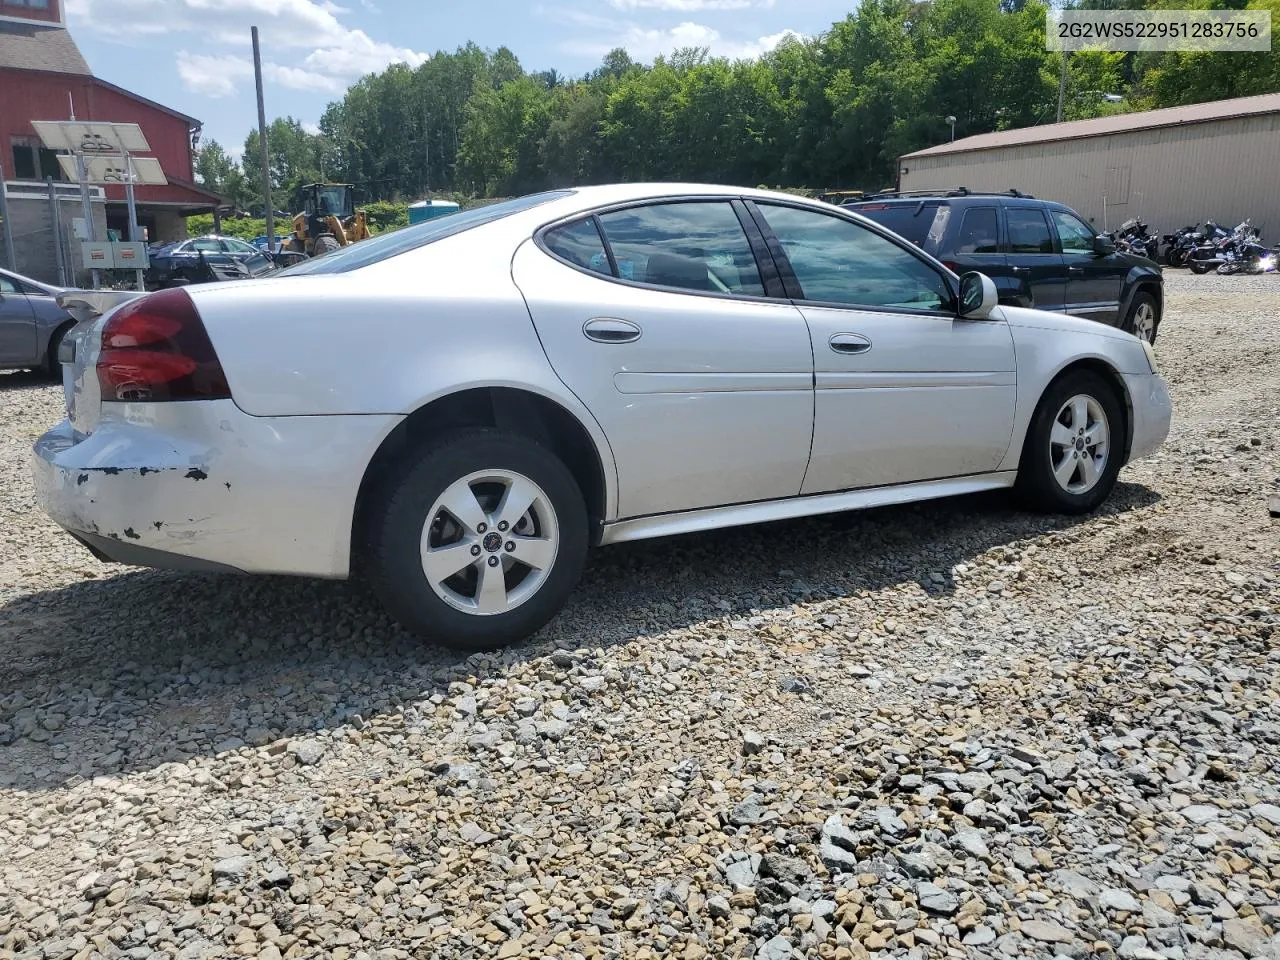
[1123,372,1172,464]
[31,401,400,578]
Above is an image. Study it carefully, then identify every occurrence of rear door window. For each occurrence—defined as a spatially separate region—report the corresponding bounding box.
[848,202,942,249]
[543,218,612,276]
[595,202,765,297]
[955,208,1000,253]
[1006,209,1054,254]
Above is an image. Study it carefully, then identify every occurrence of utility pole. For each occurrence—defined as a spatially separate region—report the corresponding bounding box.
[252,26,274,245]
[1056,51,1068,123]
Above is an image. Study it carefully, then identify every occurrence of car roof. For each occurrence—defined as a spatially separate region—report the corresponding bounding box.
[847,191,1044,207]
[558,182,850,211]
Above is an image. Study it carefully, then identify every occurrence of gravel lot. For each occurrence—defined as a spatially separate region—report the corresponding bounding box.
[1,271,1278,960]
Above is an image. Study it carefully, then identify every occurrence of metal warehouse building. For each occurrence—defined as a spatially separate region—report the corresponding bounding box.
[896,93,1280,237]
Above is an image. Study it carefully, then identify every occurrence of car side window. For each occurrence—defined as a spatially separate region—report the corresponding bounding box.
[225,238,258,254]
[955,208,1000,254]
[543,218,612,276]
[192,238,221,252]
[1051,210,1097,255]
[1006,209,1054,254]
[595,202,765,297]
[755,203,952,312]
[0,276,19,294]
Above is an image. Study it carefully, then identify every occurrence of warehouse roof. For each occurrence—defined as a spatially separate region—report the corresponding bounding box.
[901,92,1280,159]
[0,22,90,75]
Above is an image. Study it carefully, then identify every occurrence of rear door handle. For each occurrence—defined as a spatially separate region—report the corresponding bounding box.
[1068,265,1085,276]
[583,317,642,344]
[829,333,872,355]
[1010,265,1030,274]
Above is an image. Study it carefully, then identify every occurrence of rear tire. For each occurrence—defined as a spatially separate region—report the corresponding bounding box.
[1121,290,1159,343]
[1016,370,1125,515]
[41,323,72,380]
[363,429,588,651]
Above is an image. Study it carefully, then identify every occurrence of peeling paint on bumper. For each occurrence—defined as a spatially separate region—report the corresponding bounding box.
[32,401,401,578]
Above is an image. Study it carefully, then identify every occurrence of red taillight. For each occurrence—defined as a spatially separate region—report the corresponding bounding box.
[96,288,231,402]
[942,260,959,272]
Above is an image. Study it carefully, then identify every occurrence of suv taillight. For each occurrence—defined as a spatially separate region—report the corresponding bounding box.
[96,288,231,402]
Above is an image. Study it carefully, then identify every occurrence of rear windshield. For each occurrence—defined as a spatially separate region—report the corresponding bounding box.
[849,202,942,248]
[278,190,574,276]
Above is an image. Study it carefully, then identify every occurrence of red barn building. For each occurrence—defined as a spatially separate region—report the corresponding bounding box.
[0,0,219,245]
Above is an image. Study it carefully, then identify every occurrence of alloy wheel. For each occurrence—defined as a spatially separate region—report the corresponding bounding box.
[1132,302,1156,342]
[1049,395,1110,495]
[420,469,559,615]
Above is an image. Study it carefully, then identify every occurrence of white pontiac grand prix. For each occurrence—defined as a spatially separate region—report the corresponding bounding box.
[33,184,1172,650]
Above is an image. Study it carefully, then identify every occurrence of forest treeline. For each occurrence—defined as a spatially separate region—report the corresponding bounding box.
[193,0,1280,211]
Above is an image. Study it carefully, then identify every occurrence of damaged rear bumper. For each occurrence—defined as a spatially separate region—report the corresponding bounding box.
[31,401,400,578]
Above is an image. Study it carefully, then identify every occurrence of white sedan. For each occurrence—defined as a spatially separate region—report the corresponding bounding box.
[32,184,1171,649]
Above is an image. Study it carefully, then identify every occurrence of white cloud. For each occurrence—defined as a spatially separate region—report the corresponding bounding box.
[562,20,802,62]
[608,0,774,10]
[302,121,322,135]
[175,52,254,99]
[69,0,426,99]
[175,51,347,97]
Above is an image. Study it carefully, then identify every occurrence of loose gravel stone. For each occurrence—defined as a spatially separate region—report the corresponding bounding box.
[1,271,1278,959]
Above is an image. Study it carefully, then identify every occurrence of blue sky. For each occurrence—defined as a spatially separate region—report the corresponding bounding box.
[64,0,849,162]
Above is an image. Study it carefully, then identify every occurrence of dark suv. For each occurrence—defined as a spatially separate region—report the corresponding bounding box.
[844,189,1164,342]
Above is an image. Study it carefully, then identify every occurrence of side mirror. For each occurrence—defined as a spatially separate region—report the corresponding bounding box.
[1094,234,1116,256]
[958,271,998,320]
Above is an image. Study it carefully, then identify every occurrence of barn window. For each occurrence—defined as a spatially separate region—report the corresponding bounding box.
[11,136,66,181]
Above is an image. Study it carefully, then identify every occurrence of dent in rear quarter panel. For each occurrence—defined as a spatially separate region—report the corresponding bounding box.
[997,313,1147,473]
[185,225,621,523]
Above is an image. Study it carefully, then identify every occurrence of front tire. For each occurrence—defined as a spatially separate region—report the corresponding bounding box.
[1121,291,1159,343]
[363,430,588,651]
[313,234,341,256]
[1017,371,1125,515]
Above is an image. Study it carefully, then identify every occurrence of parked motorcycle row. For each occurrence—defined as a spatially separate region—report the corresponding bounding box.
[1154,219,1278,275]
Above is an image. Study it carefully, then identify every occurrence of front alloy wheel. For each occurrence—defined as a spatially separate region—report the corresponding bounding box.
[1130,300,1157,342]
[1049,395,1110,495]
[1017,370,1125,514]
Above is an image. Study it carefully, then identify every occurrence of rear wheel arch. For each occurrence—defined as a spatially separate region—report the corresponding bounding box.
[351,387,611,568]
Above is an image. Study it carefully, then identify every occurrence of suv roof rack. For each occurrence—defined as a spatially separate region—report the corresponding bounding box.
[848,187,1034,202]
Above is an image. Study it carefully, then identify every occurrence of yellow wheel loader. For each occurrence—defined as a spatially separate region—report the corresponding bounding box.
[290,183,370,257]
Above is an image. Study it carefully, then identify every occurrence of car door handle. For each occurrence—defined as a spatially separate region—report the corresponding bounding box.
[583,317,642,344]
[1068,265,1085,276]
[829,333,872,355]
[1010,266,1030,274]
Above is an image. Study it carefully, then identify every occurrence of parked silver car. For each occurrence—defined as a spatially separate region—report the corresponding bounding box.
[0,268,76,376]
[32,184,1172,651]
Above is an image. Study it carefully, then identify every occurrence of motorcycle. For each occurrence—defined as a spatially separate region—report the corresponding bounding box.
[1161,224,1204,268]
[1215,230,1277,275]
[1112,217,1160,261]
[1187,220,1245,274]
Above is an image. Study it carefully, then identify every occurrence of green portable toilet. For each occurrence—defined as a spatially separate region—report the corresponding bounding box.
[408,199,461,225]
